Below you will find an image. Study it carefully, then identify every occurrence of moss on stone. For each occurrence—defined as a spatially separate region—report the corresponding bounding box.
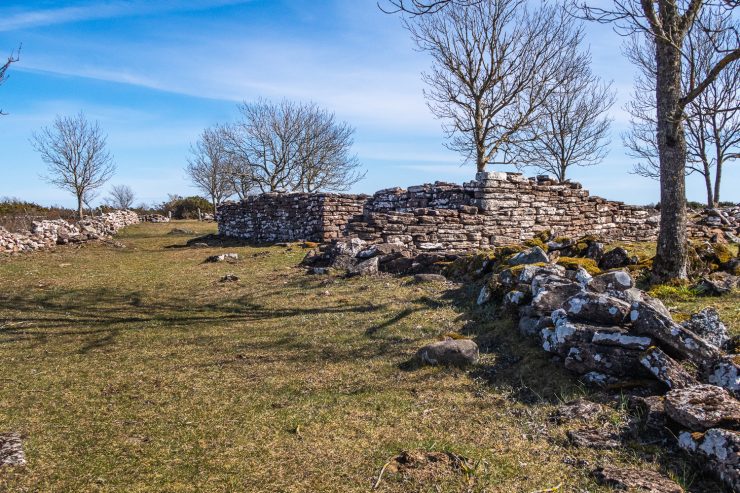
[557,257,601,275]
[524,238,547,250]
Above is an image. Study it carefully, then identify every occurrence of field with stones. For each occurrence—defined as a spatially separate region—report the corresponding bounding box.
[0,221,737,492]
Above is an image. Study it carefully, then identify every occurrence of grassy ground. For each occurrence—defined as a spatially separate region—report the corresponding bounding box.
[0,222,734,492]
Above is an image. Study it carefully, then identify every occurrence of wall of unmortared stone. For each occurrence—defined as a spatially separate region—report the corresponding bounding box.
[217,172,661,249]
[217,193,368,243]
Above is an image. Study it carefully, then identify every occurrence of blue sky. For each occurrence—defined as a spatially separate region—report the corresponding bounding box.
[0,0,737,208]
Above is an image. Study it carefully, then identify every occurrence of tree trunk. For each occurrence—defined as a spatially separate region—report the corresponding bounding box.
[652,39,689,282]
[713,158,722,207]
[702,167,714,208]
[77,194,84,220]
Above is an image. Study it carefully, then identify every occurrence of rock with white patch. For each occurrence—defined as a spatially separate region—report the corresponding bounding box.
[347,256,379,277]
[476,285,491,305]
[530,279,583,317]
[639,347,697,389]
[630,301,722,364]
[705,356,740,398]
[589,270,633,293]
[563,292,630,326]
[591,331,653,351]
[665,384,740,431]
[681,308,730,349]
[0,433,25,467]
[563,343,644,377]
[678,428,740,491]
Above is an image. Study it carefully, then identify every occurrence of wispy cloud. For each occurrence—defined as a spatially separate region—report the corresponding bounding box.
[0,0,253,32]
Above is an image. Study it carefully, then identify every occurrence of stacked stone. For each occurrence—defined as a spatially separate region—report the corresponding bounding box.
[217,193,366,243]
[481,252,739,490]
[0,210,139,254]
[140,214,170,223]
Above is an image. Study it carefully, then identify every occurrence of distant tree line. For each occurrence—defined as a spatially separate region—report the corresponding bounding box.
[185,99,365,211]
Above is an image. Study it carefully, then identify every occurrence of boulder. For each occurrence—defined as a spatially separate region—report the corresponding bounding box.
[592,466,683,493]
[695,272,740,295]
[630,301,721,364]
[678,428,739,491]
[664,384,740,431]
[563,292,630,326]
[508,246,549,266]
[588,270,633,293]
[416,339,479,367]
[681,308,730,349]
[640,347,698,389]
[347,256,379,277]
[476,285,491,306]
[599,247,631,269]
[541,320,599,356]
[0,432,25,467]
[585,241,604,262]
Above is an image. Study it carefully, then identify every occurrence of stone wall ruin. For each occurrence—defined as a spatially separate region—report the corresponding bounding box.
[217,172,661,249]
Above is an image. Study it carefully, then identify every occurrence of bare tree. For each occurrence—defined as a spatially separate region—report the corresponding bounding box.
[31,113,116,219]
[220,99,364,193]
[575,0,740,282]
[105,184,136,210]
[626,11,740,207]
[404,0,587,172]
[381,0,481,15]
[1,47,20,116]
[516,56,615,182]
[186,127,234,211]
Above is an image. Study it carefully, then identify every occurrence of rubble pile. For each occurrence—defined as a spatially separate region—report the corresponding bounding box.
[476,246,739,490]
[0,210,139,254]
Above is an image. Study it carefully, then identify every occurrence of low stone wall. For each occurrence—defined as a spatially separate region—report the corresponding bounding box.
[217,193,367,243]
[348,173,659,251]
[0,210,139,254]
[216,172,740,251]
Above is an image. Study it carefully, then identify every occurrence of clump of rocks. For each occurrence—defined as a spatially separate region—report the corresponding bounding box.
[0,210,140,254]
[301,237,459,277]
[478,246,739,490]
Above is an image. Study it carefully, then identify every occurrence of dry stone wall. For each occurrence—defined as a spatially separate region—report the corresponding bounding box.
[217,193,367,243]
[0,210,139,254]
[216,172,662,249]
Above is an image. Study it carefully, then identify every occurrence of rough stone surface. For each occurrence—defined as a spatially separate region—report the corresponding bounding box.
[564,343,644,378]
[592,466,683,493]
[681,308,730,349]
[508,246,549,266]
[639,347,698,389]
[599,247,631,269]
[705,356,740,398]
[567,427,623,449]
[551,399,605,424]
[416,339,479,367]
[695,272,740,295]
[664,384,740,431]
[629,395,668,431]
[0,433,25,467]
[563,292,631,326]
[347,256,379,277]
[589,270,634,293]
[678,428,740,492]
[631,301,721,364]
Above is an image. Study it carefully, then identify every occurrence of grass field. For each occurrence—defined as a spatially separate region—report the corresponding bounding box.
[0,222,736,492]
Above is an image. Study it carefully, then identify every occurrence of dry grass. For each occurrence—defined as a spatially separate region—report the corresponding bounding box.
[0,223,733,492]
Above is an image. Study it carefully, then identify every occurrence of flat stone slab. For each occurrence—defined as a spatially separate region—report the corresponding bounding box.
[592,466,683,492]
[0,432,26,467]
[665,384,740,431]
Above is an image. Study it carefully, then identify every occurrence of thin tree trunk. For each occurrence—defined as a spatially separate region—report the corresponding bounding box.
[713,156,723,207]
[702,163,714,208]
[77,194,84,220]
[652,39,689,282]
